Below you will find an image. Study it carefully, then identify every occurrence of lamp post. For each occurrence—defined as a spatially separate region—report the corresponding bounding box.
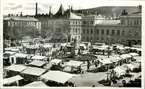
[108,35,110,58]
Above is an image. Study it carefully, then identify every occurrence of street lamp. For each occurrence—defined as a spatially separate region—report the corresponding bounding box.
[107,35,110,58]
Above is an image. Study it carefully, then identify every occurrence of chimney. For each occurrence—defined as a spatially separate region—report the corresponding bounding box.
[20,12,23,16]
[35,3,38,16]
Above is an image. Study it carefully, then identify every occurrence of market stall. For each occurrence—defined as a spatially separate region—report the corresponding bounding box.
[28,60,46,68]
[3,51,16,66]
[21,67,47,81]
[98,58,112,71]
[11,53,29,64]
[3,75,24,86]
[119,54,132,63]
[31,55,48,61]
[63,60,83,73]
[24,81,48,87]
[5,64,28,77]
[113,66,126,78]
[40,70,76,86]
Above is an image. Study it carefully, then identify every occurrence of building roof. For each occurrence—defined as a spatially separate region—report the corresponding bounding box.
[4,16,38,21]
[68,12,82,19]
[53,4,65,18]
[96,20,121,26]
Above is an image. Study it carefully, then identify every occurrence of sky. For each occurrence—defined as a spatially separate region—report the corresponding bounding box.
[2,0,142,15]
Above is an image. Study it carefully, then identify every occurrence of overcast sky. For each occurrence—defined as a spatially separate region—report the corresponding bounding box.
[3,0,142,15]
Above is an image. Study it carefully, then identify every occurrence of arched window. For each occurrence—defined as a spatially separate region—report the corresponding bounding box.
[101,29,104,35]
[101,37,104,41]
[117,30,120,35]
[112,29,115,35]
[106,29,109,35]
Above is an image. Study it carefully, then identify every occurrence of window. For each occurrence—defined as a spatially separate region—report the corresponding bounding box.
[101,29,104,35]
[121,20,125,25]
[90,37,92,41]
[112,29,115,35]
[101,37,104,41]
[91,29,93,34]
[83,21,86,24]
[76,28,77,34]
[96,29,99,34]
[87,37,89,41]
[129,31,132,36]
[83,29,85,34]
[135,30,139,36]
[106,29,109,35]
[117,30,120,35]
[96,37,99,40]
[76,21,77,25]
[87,29,89,34]
[90,21,93,24]
[122,30,125,36]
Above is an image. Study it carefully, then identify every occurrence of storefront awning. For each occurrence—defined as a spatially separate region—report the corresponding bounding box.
[3,75,23,85]
[41,70,76,84]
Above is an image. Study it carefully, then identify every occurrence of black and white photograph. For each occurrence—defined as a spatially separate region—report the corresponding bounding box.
[1,0,144,88]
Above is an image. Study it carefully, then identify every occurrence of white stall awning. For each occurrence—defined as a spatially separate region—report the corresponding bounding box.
[22,67,46,76]
[24,81,48,87]
[66,60,83,67]
[3,75,23,85]
[120,54,132,59]
[29,60,46,67]
[41,71,76,84]
[51,59,62,65]
[14,53,28,58]
[31,55,48,60]
[5,65,28,72]
[128,53,139,57]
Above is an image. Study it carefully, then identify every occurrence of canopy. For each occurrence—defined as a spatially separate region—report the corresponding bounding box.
[29,60,46,67]
[110,57,122,62]
[126,64,136,70]
[3,51,16,56]
[22,67,46,76]
[128,53,139,57]
[66,60,83,67]
[31,55,48,60]
[41,71,76,84]
[24,81,48,87]
[14,53,28,58]
[5,48,20,52]
[43,44,52,48]
[5,65,28,72]
[113,66,126,74]
[120,54,132,59]
[50,59,62,65]
[100,59,112,65]
[3,75,23,85]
